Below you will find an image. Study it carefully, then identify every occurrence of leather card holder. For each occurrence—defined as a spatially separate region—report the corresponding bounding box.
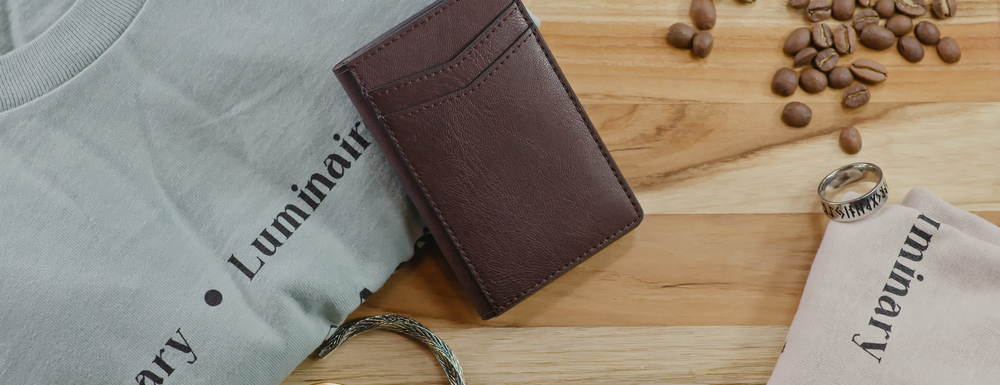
[334,0,643,319]
[368,2,529,115]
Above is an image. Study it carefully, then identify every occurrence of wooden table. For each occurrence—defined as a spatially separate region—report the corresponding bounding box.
[283,0,1000,383]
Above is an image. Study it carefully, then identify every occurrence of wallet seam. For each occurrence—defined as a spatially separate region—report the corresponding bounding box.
[349,0,642,315]
[369,4,523,98]
[491,2,642,311]
[385,31,531,121]
[359,32,535,310]
[353,0,463,89]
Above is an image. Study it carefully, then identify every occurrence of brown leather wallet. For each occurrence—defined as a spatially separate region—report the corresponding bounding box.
[334,0,643,319]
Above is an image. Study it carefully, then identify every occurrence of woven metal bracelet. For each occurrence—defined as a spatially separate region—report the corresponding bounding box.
[316,314,465,385]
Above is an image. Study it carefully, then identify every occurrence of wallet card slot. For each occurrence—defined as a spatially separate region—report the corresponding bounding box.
[349,0,514,91]
[367,2,530,114]
[380,27,642,312]
[382,28,533,119]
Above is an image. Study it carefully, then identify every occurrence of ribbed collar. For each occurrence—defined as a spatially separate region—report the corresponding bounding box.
[0,0,146,112]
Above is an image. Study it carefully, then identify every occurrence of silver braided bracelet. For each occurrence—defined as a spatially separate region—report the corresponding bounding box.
[316,314,465,385]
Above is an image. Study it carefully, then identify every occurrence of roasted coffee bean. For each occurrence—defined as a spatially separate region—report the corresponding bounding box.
[843,84,871,108]
[782,102,813,127]
[937,37,961,63]
[807,0,833,22]
[667,23,698,49]
[932,0,956,18]
[897,35,924,62]
[813,24,834,48]
[857,0,877,7]
[895,0,927,17]
[850,58,888,83]
[828,66,854,89]
[790,0,811,8]
[800,68,829,93]
[772,68,800,96]
[840,127,863,154]
[691,0,717,30]
[833,24,859,55]
[693,31,713,58]
[794,47,819,67]
[914,20,941,45]
[853,9,880,32]
[815,48,840,72]
[885,14,913,36]
[784,28,813,56]
[832,0,856,20]
[860,25,895,50]
[875,0,896,18]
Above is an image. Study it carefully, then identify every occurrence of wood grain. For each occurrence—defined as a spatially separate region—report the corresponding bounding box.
[529,0,1000,104]
[632,102,1000,214]
[282,326,788,385]
[346,213,824,328]
[285,0,1000,383]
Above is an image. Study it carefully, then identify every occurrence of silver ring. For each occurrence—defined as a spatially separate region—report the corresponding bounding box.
[818,163,888,222]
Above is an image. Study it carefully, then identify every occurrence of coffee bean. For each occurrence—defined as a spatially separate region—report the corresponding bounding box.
[932,0,956,18]
[860,25,895,50]
[850,59,888,83]
[782,102,813,127]
[858,0,877,6]
[815,48,840,72]
[885,14,913,36]
[895,0,927,17]
[832,0,856,20]
[667,23,698,49]
[937,37,961,63]
[691,0,717,30]
[840,127,863,154]
[794,47,819,67]
[807,0,833,22]
[875,0,896,18]
[813,24,834,48]
[914,20,941,45]
[772,68,800,96]
[833,23,859,55]
[843,83,871,108]
[897,35,924,62]
[790,0,811,8]
[853,9,880,32]
[784,28,813,56]
[800,68,829,93]
[828,66,855,89]
[693,31,713,58]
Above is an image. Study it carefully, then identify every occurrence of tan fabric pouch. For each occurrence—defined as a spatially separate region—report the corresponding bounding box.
[770,187,1000,384]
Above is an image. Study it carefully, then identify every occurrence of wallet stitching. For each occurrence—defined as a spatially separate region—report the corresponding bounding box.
[353,0,464,77]
[375,33,534,309]
[353,0,641,314]
[369,6,523,98]
[490,3,643,311]
[390,32,531,120]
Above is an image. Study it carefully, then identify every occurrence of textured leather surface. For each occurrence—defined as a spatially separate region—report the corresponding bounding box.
[348,0,511,91]
[334,0,643,319]
[367,3,529,115]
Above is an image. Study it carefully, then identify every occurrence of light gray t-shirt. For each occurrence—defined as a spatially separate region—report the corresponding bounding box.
[0,0,435,383]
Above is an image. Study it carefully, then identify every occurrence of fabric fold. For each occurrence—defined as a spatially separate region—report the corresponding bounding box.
[770,187,1000,384]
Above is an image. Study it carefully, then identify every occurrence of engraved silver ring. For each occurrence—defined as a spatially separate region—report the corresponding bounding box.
[818,163,888,222]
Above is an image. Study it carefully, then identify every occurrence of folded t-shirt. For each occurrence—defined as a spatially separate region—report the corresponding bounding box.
[770,187,1000,384]
[0,0,440,383]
